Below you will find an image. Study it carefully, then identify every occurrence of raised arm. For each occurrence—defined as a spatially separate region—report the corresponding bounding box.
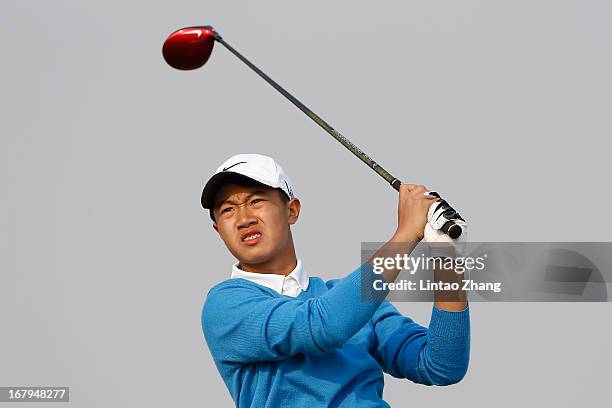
[370,185,470,384]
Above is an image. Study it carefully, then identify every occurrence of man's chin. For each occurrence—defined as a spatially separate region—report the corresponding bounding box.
[234,249,273,267]
[238,256,271,267]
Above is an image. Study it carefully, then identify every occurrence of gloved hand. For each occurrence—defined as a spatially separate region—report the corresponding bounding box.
[424,194,467,257]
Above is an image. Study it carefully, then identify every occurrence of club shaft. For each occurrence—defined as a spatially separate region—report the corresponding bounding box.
[215,36,402,191]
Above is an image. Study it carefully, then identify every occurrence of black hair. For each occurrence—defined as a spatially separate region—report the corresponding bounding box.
[208,176,290,222]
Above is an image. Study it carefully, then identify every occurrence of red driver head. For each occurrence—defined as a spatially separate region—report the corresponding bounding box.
[162,26,217,70]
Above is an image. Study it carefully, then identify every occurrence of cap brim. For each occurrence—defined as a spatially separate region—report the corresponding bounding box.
[201,171,269,209]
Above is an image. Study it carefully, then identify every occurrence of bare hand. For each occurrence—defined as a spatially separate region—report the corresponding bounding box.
[394,184,438,241]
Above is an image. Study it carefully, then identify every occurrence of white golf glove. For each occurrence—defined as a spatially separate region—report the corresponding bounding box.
[424,194,467,257]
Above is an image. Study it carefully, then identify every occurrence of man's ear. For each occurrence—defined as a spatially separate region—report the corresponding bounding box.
[212,222,219,233]
[287,198,301,225]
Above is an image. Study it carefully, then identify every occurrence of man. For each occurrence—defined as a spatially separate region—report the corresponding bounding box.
[201,153,470,407]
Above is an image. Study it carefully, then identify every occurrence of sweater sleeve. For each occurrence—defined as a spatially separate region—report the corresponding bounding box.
[370,302,470,386]
[202,263,390,364]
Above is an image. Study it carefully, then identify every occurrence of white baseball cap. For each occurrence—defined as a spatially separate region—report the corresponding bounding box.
[201,153,295,209]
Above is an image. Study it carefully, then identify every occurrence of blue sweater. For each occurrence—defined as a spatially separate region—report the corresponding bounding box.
[202,262,470,407]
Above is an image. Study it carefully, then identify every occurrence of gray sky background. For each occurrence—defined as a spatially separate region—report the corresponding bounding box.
[1,1,611,406]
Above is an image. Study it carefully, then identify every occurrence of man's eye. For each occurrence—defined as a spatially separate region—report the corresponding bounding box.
[250,199,263,205]
[221,207,233,214]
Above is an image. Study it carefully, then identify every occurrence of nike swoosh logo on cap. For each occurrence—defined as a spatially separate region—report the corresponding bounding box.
[284,180,294,197]
[222,161,247,171]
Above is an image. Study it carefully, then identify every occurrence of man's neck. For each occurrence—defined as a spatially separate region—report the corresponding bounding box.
[238,256,297,276]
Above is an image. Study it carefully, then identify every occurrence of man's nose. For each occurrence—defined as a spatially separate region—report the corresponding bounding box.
[236,204,257,228]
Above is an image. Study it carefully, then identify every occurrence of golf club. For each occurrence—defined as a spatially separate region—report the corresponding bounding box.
[162,26,464,239]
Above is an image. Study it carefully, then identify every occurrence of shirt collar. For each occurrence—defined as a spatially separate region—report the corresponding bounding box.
[230,258,310,295]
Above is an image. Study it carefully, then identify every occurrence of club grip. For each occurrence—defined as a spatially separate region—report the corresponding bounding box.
[390,178,463,239]
[391,178,402,191]
[441,221,463,239]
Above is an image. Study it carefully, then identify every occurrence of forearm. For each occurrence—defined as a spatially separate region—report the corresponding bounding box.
[433,259,468,311]
[419,259,470,384]
[367,231,419,285]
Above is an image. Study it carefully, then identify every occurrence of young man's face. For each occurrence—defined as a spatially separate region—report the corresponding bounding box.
[212,183,300,266]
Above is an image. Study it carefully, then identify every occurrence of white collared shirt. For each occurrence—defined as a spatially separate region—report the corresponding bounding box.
[230,258,310,297]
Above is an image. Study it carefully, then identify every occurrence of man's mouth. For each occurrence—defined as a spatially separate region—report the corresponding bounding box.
[242,233,262,242]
